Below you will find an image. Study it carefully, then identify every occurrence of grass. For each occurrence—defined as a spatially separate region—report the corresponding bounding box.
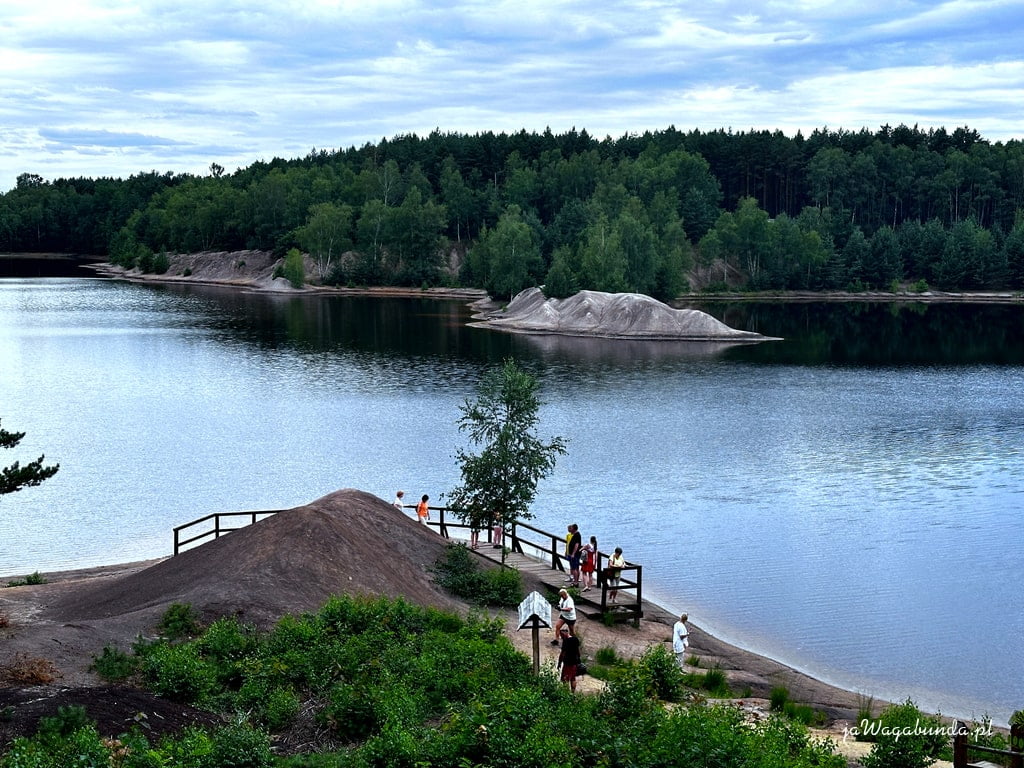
[4,571,46,587]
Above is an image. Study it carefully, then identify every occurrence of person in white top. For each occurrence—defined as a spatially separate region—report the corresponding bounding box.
[672,613,690,668]
[392,490,405,512]
[551,588,577,644]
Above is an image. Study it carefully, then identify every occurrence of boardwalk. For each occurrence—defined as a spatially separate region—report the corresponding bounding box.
[424,508,644,627]
[172,501,646,626]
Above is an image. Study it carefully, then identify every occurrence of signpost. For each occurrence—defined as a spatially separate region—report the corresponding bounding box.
[517,590,553,674]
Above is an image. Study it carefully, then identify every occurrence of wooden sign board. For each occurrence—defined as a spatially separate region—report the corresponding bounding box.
[517,590,552,630]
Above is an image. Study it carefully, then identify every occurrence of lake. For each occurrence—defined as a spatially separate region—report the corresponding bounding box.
[1,277,1021,724]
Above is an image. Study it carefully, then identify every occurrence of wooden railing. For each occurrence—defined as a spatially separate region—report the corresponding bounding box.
[418,507,643,626]
[173,509,285,555]
[953,723,1023,768]
[173,502,644,625]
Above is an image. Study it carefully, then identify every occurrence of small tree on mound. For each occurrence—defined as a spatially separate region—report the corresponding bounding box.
[1,418,59,497]
[446,358,566,553]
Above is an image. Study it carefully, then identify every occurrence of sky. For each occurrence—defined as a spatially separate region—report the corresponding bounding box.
[2,0,1023,193]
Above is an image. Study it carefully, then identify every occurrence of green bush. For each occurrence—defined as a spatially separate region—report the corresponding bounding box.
[5,571,45,587]
[152,251,170,274]
[16,593,851,768]
[431,544,522,607]
[89,644,138,681]
[770,685,790,711]
[206,720,273,768]
[638,644,686,702]
[141,642,216,704]
[861,699,948,768]
[158,602,201,640]
[282,248,305,288]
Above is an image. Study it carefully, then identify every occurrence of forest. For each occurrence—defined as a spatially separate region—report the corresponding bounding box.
[2,123,1024,298]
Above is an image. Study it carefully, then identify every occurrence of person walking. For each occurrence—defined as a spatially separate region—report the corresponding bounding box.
[557,627,582,692]
[416,494,430,526]
[551,588,576,643]
[606,546,625,602]
[580,535,597,591]
[392,490,405,511]
[672,613,690,668]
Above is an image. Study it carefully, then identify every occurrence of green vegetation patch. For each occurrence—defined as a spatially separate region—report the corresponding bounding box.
[431,542,523,607]
[3,595,847,768]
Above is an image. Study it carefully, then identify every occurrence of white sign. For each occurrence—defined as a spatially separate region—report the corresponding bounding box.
[517,590,552,630]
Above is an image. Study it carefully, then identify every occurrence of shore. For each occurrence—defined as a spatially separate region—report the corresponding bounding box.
[0,553,981,767]
[85,257,1024,305]
[0,555,870,719]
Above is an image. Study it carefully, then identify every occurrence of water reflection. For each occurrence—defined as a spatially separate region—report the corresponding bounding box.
[692,301,1024,366]
[510,332,762,364]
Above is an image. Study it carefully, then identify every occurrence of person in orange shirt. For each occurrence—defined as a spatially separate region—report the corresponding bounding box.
[416,494,430,526]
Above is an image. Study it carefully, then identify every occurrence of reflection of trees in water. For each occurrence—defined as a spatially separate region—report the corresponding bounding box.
[512,332,755,365]
[156,284,1023,368]
[699,301,1024,366]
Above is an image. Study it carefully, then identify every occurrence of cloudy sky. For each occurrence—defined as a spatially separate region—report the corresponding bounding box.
[2,0,1023,192]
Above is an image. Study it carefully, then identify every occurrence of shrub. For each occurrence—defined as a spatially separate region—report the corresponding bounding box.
[141,643,216,704]
[159,602,201,640]
[152,251,170,274]
[598,668,658,721]
[783,701,826,726]
[638,644,686,702]
[37,705,92,739]
[1,653,59,685]
[5,571,46,587]
[206,720,273,768]
[431,544,522,607]
[770,685,790,711]
[594,645,619,665]
[3,719,111,768]
[861,699,947,768]
[282,248,305,288]
[90,645,138,681]
[701,665,730,695]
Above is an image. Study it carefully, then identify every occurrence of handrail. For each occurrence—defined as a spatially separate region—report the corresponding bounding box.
[172,501,644,625]
[953,723,1023,768]
[173,509,286,554]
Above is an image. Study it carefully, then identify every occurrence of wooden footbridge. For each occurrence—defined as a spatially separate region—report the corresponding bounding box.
[172,502,644,626]
[423,507,644,627]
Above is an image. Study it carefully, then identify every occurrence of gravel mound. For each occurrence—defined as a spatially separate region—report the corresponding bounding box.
[45,489,461,628]
[473,288,779,340]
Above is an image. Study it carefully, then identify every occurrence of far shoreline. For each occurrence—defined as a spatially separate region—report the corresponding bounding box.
[81,259,1024,306]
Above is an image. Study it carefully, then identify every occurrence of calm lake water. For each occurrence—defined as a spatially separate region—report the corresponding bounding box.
[1,277,1022,724]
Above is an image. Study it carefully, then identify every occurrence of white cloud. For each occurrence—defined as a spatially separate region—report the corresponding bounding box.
[1,0,1023,191]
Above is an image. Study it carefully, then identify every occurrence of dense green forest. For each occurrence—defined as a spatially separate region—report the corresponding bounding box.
[3,124,1024,297]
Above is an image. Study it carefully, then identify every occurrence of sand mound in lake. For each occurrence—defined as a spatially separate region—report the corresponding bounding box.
[44,489,462,628]
[474,288,778,341]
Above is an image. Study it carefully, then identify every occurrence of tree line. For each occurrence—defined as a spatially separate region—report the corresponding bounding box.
[2,123,1024,296]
